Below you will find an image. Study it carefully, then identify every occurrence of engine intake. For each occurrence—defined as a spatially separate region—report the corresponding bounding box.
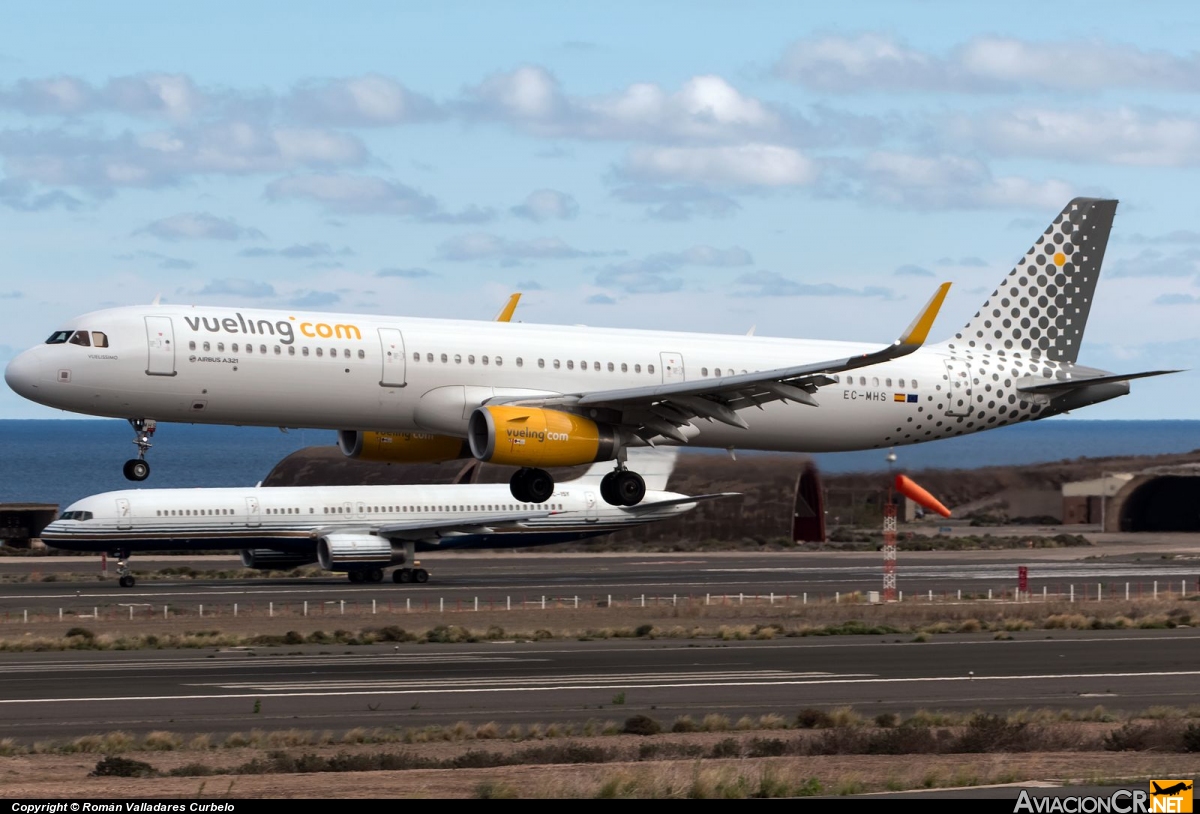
[468,406,618,467]
[240,549,319,570]
[317,533,396,571]
[337,430,471,463]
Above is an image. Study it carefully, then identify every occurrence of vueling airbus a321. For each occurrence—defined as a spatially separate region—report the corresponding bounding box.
[5,198,1173,506]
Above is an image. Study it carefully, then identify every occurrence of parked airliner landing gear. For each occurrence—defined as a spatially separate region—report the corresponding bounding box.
[392,567,429,584]
[123,418,156,481]
[599,468,646,507]
[110,549,135,588]
[347,567,385,584]
[509,467,554,503]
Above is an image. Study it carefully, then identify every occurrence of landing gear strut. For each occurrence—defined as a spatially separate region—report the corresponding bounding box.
[111,549,135,588]
[509,467,555,503]
[123,419,156,481]
[600,468,646,507]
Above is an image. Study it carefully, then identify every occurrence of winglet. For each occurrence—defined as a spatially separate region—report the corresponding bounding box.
[897,282,951,348]
[495,293,521,322]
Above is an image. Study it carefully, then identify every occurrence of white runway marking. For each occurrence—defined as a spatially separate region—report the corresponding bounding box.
[1,670,1198,705]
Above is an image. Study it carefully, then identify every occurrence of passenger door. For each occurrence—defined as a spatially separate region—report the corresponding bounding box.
[245,497,261,528]
[585,491,599,523]
[943,358,973,416]
[660,352,685,384]
[378,328,406,387]
[115,498,132,530]
[144,316,176,376]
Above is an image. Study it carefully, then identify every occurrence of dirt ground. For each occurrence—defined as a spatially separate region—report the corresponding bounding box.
[3,740,1199,798]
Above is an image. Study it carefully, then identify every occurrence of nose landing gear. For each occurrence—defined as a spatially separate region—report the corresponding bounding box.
[123,419,156,482]
[111,549,135,588]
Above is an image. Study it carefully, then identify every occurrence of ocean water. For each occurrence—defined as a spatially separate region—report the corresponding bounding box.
[2,419,1200,509]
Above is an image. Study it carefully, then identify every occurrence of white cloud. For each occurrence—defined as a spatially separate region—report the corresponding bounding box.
[851,151,1075,209]
[610,184,741,221]
[620,144,817,187]
[193,278,276,298]
[265,173,438,215]
[734,270,895,299]
[286,74,440,126]
[776,33,1200,93]
[463,66,786,142]
[511,188,578,221]
[136,212,265,242]
[0,73,212,120]
[943,107,1200,167]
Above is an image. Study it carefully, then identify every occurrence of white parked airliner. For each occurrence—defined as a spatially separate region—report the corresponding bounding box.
[40,449,728,587]
[5,198,1173,506]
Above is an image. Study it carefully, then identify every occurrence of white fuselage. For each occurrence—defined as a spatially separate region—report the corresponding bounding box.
[5,303,1085,453]
[41,480,698,554]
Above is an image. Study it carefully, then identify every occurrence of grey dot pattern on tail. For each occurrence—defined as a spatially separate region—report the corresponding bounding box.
[947,198,1117,365]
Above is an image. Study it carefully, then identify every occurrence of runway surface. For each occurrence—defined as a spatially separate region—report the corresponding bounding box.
[0,629,1196,741]
[1,543,1198,612]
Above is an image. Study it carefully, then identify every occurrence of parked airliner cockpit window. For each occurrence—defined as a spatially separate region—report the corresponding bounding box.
[58,511,93,521]
[45,330,73,344]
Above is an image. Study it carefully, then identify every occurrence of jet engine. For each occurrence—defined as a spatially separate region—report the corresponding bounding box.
[240,549,319,570]
[337,430,471,463]
[467,406,619,467]
[317,532,396,571]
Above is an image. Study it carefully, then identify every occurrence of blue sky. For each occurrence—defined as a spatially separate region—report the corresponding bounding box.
[2,1,1199,419]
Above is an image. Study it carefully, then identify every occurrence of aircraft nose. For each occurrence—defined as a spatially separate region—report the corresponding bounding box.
[4,347,45,399]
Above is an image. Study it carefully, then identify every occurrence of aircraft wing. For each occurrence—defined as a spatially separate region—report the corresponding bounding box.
[372,509,556,540]
[487,283,950,444]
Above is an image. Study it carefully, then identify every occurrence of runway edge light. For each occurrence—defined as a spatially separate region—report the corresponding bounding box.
[894,474,951,518]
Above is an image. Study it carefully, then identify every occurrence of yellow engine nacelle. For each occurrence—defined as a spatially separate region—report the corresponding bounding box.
[467,406,619,467]
[337,430,471,463]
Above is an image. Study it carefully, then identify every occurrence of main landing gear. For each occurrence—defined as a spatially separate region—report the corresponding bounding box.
[506,465,646,507]
[111,549,135,588]
[347,567,385,584]
[392,567,429,584]
[123,418,156,482]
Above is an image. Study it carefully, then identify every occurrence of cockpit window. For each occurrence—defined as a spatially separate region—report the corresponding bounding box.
[46,330,72,344]
[67,331,91,347]
[92,332,108,348]
[58,511,93,521]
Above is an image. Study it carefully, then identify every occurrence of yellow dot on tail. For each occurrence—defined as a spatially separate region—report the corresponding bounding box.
[1053,252,1066,266]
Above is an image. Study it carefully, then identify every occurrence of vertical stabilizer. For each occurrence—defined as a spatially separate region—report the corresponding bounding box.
[948,198,1117,363]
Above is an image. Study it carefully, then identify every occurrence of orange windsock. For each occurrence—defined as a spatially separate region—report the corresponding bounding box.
[894,474,951,518]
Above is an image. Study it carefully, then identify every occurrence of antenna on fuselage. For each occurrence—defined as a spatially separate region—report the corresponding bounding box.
[151,294,162,306]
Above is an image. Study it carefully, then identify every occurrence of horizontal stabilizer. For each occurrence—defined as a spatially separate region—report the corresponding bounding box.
[1016,369,1181,395]
[621,493,740,512]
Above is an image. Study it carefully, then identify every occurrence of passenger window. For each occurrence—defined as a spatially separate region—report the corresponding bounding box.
[468,355,476,364]
[702,368,709,376]
[621,363,628,373]
[302,347,309,356]
[329,347,336,357]
[567,360,574,370]
[553,360,560,369]
[872,377,879,387]
[92,332,108,348]
[886,378,892,387]
[260,345,267,354]
[454,354,462,364]
[203,342,211,352]
[245,344,253,354]
[357,349,364,359]
[859,376,866,386]
[316,347,323,357]
[344,349,350,359]
[648,364,655,374]
[594,361,600,371]
[516,357,522,367]
[413,352,420,362]
[715,368,722,377]
[538,359,544,368]
[188,341,196,351]
[912,379,919,389]
[234,343,240,352]
[274,345,281,355]
[607,362,614,372]
[482,355,489,365]
[427,353,434,363]
[899,378,906,388]
[635,364,641,373]
[289,346,296,356]
[45,330,72,344]
[495,356,503,366]
[218,343,225,352]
